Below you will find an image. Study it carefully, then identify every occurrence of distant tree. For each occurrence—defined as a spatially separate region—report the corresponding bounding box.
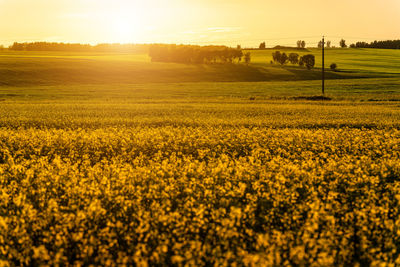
[349,43,356,48]
[297,40,302,48]
[301,40,306,48]
[330,63,337,71]
[278,53,288,65]
[299,54,315,69]
[237,45,241,50]
[326,41,331,48]
[318,41,323,48]
[149,44,243,64]
[244,52,251,65]
[288,53,299,64]
[9,42,25,51]
[259,42,266,49]
[340,39,347,48]
[234,49,243,63]
[351,39,400,49]
[272,51,281,63]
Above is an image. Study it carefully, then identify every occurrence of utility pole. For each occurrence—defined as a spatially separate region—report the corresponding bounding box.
[322,36,325,96]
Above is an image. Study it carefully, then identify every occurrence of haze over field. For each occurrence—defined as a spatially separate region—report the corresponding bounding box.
[1,0,400,46]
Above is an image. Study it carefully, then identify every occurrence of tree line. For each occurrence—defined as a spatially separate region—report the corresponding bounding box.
[272,51,315,69]
[148,44,246,64]
[8,42,149,53]
[349,40,400,49]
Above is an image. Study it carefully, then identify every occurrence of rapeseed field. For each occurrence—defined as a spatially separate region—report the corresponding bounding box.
[1,99,399,266]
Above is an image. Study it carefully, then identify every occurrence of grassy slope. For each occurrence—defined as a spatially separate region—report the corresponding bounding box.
[250,48,400,75]
[0,48,399,86]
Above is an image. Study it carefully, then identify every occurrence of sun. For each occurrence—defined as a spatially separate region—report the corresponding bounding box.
[110,18,137,43]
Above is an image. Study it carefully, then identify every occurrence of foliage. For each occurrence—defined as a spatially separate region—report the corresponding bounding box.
[272,51,281,63]
[299,54,315,69]
[272,51,288,65]
[330,63,337,71]
[244,52,251,65]
[351,40,400,49]
[340,39,347,48]
[279,53,288,65]
[326,41,331,48]
[297,40,306,48]
[259,42,266,49]
[9,42,149,53]
[288,53,299,64]
[148,44,243,64]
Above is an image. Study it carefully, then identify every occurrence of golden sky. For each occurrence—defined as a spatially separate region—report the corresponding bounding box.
[0,0,399,47]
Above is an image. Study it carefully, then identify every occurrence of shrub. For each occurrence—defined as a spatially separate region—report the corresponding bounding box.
[340,39,347,48]
[244,52,251,65]
[278,53,288,65]
[272,51,281,63]
[288,53,299,64]
[299,54,315,69]
[330,63,337,71]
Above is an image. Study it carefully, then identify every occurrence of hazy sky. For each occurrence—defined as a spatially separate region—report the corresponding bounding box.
[1,0,399,47]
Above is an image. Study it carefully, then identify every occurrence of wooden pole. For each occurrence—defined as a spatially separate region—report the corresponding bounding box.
[322,36,325,96]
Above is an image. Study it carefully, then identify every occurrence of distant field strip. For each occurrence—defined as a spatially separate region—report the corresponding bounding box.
[1,48,399,86]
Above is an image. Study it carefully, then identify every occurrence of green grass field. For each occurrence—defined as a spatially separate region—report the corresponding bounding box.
[1,48,400,265]
[1,48,399,87]
[250,48,400,75]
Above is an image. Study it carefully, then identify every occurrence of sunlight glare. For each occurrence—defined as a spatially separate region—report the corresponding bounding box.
[110,18,137,43]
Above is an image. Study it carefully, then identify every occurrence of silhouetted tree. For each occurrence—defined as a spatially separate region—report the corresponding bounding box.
[244,52,251,65]
[297,40,302,48]
[351,39,400,49]
[326,41,331,48]
[259,42,266,49]
[301,41,306,48]
[233,49,243,63]
[278,53,288,65]
[330,63,337,71]
[272,51,281,63]
[299,54,315,69]
[148,44,242,64]
[318,41,323,48]
[8,42,149,53]
[288,53,299,64]
[340,39,347,48]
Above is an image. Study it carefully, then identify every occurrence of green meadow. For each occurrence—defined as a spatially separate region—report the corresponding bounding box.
[250,48,400,75]
[1,48,399,87]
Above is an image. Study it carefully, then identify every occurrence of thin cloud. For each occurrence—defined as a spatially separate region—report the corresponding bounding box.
[206,27,243,33]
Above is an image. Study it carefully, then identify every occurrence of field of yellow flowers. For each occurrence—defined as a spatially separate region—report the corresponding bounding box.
[1,99,400,266]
